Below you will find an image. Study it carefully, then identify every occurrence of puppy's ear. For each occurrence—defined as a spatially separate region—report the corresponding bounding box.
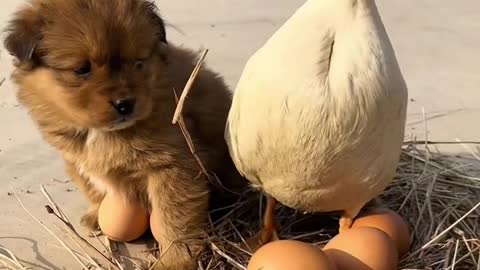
[3,6,43,64]
[143,2,167,44]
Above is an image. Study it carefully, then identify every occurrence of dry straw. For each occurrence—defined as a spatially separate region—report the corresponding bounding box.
[198,141,480,270]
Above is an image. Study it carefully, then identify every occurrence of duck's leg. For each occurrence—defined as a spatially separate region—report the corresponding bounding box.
[259,195,279,243]
[339,204,364,234]
[339,215,354,234]
[241,194,279,252]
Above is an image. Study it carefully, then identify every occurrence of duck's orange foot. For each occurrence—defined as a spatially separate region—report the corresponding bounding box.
[339,216,354,234]
[241,226,280,253]
[241,195,280,252]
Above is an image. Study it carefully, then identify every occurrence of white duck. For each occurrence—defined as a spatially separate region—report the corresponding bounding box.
[225,0,408,245]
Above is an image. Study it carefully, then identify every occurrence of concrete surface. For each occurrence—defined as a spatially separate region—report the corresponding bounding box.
[0,0,479,269]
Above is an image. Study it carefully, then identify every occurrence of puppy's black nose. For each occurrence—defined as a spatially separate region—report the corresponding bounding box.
[112,98,136,116]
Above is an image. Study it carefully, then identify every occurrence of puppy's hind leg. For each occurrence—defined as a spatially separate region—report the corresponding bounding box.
[147,169,209,270]
[65,161,104,232]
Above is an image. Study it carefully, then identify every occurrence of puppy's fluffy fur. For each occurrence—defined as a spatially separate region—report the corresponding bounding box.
[4,0,245,269]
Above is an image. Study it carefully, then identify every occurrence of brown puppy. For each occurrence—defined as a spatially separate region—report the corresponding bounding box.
[4,0,245,269]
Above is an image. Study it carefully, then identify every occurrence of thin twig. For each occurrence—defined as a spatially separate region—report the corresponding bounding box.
[172,49,209,124]
[148,240,177,270]
[105,238,125,270]
[41,185,71,226]
[0,246,23,267]
[172,89,227,191]
[40,185,121,269]
[404,140,480,145]
[477,249,480,270]
[10,187,88,269]
[0,246,30,269]
[62,227,101,268]
[172,94,210,179]
[210,243,246,270]
[170,49,210,180]
[451,240,460,270]
[93,233,110,257]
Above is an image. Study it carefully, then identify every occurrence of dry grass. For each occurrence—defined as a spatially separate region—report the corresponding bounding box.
[0,245,31,269]
[198,142,480,270]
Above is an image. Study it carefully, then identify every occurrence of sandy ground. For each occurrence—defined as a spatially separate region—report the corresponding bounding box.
[0,0,479,269]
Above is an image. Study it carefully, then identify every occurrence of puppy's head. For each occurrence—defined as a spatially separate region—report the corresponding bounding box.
[4,0,168,131]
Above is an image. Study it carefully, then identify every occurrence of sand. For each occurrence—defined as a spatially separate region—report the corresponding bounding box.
[0,0,479,269]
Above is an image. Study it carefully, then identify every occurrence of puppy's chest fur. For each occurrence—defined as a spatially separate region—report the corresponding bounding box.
[62,131,128,194]
[74,130,128,194]
[61,126,187,196]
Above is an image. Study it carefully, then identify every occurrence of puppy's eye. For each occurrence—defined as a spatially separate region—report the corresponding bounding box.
[134,60,144,70]
[74,62,91,77]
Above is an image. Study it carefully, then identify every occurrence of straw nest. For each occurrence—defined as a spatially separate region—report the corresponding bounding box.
[200,141,480,270]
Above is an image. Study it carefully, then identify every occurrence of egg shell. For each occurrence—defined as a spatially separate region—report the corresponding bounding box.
[149,210,163,244]
[324,227,398,270]
[98,192,149,242]
[352,208,411,256]
[248,240,336,270]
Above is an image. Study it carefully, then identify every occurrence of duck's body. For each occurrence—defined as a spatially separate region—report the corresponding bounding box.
[225,0,408,240]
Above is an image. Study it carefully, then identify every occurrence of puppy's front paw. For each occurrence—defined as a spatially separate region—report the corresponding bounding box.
[80,207,99,232]
[152,242,202,270]
[153,258,196,270]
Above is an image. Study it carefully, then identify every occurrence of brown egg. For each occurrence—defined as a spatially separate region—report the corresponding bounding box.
[352,208,411,256]
[149,210,163,243]
[324,227,398,270]
[98,192,149,242]
[247,240,336,270]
